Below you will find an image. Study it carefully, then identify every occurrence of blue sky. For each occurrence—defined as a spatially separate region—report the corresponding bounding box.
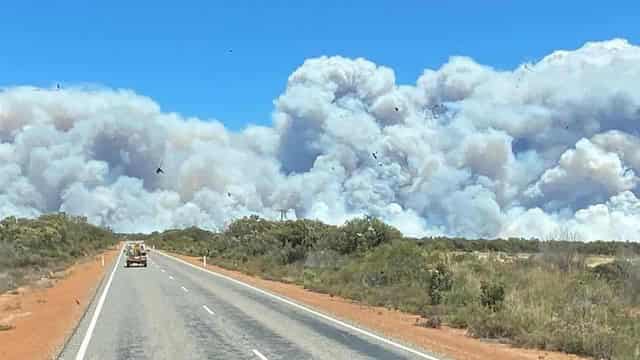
[1,0,638,131]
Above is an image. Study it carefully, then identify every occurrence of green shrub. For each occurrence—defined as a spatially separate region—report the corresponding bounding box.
[592,260,631,282]
[331,217,402,254]
[480,280,505,311]
[429,263,453,305]
[466,303,513,339]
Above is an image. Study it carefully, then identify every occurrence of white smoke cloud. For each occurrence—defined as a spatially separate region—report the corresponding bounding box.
[2,39,640,241]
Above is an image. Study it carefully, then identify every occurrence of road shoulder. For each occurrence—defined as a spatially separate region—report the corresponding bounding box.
[0,246,119,360]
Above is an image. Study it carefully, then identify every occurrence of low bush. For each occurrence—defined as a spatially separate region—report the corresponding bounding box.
[480,280,505,311]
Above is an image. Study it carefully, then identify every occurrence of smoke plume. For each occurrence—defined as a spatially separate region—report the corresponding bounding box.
[2,38,640,241]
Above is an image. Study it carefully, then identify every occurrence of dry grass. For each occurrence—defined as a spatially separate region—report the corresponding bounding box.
[585,256,616,268]
[454,252,618,268]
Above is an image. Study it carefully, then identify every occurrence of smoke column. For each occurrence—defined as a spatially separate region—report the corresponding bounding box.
[1,38,640,241]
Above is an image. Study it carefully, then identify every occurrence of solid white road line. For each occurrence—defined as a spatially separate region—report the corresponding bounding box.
[181,286,189,293]
[154,250,441,360]
[202,305,215,315]
[75,244,124,360]
[252,349,269,360]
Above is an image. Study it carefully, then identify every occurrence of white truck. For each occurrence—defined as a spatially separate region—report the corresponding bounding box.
[124,241,147,267]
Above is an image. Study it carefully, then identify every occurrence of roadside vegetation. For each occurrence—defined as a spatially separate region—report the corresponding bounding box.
[0,213,117,294]
[144,215,640,360]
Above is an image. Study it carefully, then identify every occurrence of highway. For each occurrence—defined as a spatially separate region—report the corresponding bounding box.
[59,248,444,360]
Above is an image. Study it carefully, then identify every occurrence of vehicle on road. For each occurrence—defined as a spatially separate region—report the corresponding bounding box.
[125,241,147,267]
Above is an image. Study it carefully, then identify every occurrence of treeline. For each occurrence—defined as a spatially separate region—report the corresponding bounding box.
[143,217,640,258]
[143,215,402,260]
[143,215,640,360]
[417,236,640,256]
[0,213,117,293]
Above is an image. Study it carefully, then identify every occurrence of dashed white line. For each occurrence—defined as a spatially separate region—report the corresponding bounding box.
[202,305,215,315]
[154,249,441,360]
[181,286,189,293]
[169,276,174,280]
[160,269,165,273]
[252,349,268,360]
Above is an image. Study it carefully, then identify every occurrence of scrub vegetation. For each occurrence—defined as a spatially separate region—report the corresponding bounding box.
[0,213,117,294]
[144,215,640,360]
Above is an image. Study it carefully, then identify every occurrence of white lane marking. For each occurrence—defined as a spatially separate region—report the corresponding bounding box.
[202,305,215,315]
[75,245,124,360]
[252,349,268,360]
[161,269,165,273]
[169,276,174,280]
[181,286,189,293]
[154,250,441,360]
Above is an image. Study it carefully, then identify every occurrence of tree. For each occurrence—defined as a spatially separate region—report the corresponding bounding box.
[540,226,586,272]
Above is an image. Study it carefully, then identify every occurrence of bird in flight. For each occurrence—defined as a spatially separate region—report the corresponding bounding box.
[156,160,164,174]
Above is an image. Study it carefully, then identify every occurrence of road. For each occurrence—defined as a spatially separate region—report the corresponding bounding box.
[59,248,444,360]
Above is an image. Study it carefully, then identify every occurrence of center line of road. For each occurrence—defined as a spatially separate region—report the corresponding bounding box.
[181,286,189,293]
[169,276,174,280]
[202,305,215,315]
[154,249,441,360]
[252,349,269,360]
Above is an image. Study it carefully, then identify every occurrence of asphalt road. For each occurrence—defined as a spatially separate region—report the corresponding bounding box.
[59,248,445,360]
